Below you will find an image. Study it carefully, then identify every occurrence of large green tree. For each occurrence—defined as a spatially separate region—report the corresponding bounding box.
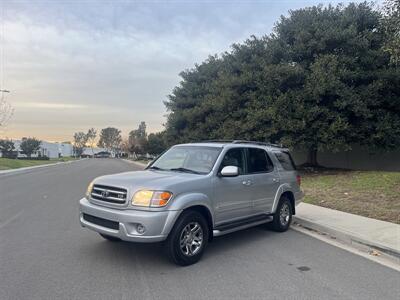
[266,3,400,165]
[164,3,400,166]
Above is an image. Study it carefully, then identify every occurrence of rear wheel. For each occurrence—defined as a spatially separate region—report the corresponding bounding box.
[99,233,121,242]
[165,210,209,266]
[271,196,292,232]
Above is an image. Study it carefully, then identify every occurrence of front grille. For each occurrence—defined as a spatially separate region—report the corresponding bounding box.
[91,184,127,204]
[83,213,119,230]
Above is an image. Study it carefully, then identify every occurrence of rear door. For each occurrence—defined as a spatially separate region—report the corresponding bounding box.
[245,147,280,214]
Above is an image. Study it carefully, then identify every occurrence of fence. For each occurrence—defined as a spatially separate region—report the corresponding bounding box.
[291,145,400,171]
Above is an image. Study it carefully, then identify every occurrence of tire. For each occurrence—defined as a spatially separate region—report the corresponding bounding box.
[270,196,293,232]
[99,233,121,242]
[165,210,209,266]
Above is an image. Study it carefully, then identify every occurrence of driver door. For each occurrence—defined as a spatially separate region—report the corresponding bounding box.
[213,148,253,225]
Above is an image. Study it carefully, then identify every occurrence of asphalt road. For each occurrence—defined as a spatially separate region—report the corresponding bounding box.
[0,159,399,300]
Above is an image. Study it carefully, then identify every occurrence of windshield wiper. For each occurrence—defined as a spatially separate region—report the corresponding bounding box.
[169,167,203,174]
[147,166,165,171]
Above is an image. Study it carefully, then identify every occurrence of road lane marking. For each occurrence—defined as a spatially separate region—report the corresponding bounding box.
[0,210,23,229]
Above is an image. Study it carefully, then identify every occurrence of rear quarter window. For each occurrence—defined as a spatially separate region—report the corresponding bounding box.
[274,151,296,171]
[246,148,274,173]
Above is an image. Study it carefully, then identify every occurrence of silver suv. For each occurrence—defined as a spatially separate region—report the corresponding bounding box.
[79,140,303,265]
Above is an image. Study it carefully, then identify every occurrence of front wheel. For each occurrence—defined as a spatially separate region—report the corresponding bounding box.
[270,196,293,232]
[165,210,209,266]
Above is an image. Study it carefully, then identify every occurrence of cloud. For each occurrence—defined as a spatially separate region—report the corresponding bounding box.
[3,4,245,141]
[14,102,87,109]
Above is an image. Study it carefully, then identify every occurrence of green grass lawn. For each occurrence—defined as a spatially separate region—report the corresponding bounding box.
[0,157,78,170]
[301,170,400,224]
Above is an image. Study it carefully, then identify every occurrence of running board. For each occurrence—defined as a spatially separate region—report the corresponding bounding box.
[213,215,273,237]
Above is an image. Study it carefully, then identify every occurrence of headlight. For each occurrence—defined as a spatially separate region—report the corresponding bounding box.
[132,190,172,207]
[86,181,94,198]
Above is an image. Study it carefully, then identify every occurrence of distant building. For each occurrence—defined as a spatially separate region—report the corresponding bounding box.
[59,143,74,157]
[0,140,73,159]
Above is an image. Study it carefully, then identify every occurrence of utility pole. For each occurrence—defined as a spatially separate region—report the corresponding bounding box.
[0,89,13,129]
[0,89,10,101]
[0,89,10,100]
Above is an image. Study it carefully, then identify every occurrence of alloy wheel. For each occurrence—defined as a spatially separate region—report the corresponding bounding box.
[179,222,203,256]
[279,203,290,226]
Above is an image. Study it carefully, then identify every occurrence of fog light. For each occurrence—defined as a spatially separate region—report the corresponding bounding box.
[137,224,146,234]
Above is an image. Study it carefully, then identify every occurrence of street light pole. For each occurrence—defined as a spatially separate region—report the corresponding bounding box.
[0,89,10,101]
[0,89,13,128]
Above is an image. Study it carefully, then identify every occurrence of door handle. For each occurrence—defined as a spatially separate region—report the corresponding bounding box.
[242,180,252,186]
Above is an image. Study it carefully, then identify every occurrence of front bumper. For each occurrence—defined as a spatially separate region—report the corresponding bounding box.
[79,198,181,242]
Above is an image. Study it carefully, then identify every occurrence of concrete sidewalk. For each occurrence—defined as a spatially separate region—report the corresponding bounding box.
[294,203,400,259]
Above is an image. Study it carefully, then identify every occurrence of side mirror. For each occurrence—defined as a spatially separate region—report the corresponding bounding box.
[220,166,239,177]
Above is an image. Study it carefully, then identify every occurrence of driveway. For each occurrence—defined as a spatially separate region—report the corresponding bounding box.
[0,159,399,299]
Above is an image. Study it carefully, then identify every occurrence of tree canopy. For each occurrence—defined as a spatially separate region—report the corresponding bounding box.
[0,139,16,158]
[128,121,148,154]
[383,0,400,65]
[86,128,97,155]
[143,132,166,155]
[98,127,122,152]
[73,132,88,157]
[164,2,400,165]
[20,137,41,158]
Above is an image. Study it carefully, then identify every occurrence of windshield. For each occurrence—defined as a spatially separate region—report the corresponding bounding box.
[149,146,222,174]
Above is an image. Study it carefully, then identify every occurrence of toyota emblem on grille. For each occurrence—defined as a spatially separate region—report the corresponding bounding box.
[101,190,109,198]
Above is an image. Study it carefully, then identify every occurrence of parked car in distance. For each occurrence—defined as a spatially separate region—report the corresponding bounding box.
[94,151,111,158]
[79,140,303,265]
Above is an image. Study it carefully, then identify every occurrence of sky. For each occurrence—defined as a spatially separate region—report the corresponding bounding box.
[0,0,383,142]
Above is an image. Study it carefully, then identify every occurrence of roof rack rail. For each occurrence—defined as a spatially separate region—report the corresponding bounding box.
[198,139,284,148]
[199,140,234,143]
[232,140,284,148]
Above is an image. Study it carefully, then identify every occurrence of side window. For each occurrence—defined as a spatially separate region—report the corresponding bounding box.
[274,151,296,171]
[219,148,245,175]
[247,148,274,173]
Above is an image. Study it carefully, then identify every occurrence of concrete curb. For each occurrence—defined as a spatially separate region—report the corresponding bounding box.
[0,158,85,175]
[122,159,147,168]
[293,215,400,259]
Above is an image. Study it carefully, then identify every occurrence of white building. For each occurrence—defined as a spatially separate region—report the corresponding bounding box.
[59,143,74,157]
[0,139,73,159]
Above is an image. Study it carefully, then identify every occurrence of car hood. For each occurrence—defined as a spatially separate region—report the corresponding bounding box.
[93,170,205,192]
